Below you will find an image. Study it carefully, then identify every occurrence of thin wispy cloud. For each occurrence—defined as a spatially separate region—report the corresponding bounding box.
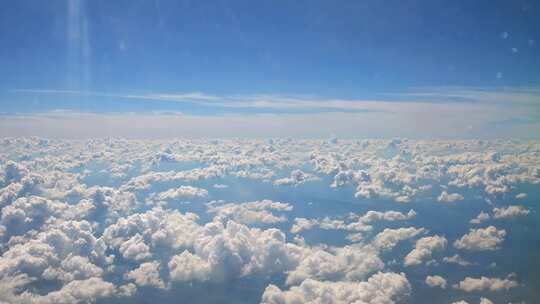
[13,86,540,112]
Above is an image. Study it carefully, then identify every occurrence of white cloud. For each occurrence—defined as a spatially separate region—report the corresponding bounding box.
[290,218,318,234]
[0,137,539,303]
[480,298,494,304]
[273,170,318,187]
[515,192,527,199]
[28,277,116,304]
[286,245,384,285]
[118,233,152,261]
[154,186,209,201]
[470,211,490,224]
[493,205,530,219]
[6,86,540,139]
[442,254,472,266]
[437,191,464,203]
[425,275,447,289]
[454,276,518,292]
[290,209,416,234]
[262,272,411,304]
[404,235,447,266]
[165,220,304,282]
[357,210,417,223]
[207,200,292,225]
[454,226,506,251]
[125,261,166,289]
[42,255,103,282]
[0,220,109,285]
[168,251,212,282]
[372,227,425,250]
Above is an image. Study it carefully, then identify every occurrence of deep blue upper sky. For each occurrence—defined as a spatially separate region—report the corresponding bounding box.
[1,0,539,98]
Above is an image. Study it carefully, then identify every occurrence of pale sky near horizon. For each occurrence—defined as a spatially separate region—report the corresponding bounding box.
[1,0,539,138]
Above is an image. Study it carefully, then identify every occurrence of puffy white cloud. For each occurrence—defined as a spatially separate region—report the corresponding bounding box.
[118,233,152,261]
[81,187,141,220]
[121,167,224,192]
[357,209,417,223]
[437,191,464,203]
[290,218,318,234]
[470,211,490,224]
[493,205,530,219]
[154,186,209,201]
[425,275,447,289]
[207,200,292,225]
[261,272,411,304]
[0,220,109,282]
[454,276,518,292]
[0,138,539,303]
[189,221,304,281]
[42,255,103,282]
[442,254,472,266]
[353,169,418,203]
[102,207,202,254]
[0,274,34,303]
[479,298,494,304]
[213,183,229,189]
[290,209,416,234]
[0,274,119,304]
[273,170,318,186]
[331,170,356,188]
[454,226,506,251]
[26,277,116,304]
[1,161,29,185]
[168,251,212,282]
[286,245,384,285]
[404,235,447,266]
[372,227,425,250]
[0,174,43,208]
[125,261,166,289]
[515,192,527,199]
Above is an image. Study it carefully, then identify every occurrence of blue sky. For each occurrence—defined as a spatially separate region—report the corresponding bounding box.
[0,0,539,138]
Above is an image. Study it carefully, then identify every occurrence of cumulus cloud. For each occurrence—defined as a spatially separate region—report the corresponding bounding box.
[404,235,447,266]
[285,245,384,285]
[0,138,539,303]
[515,193,527,199]
[29,277,117,304]
[372,227,425,250]
[290,209,416,234]
[437,191,464,203]
[261,272,411,304]
[273,170,319,186]
[443,254,472,266]
[451,299,493,304]
[168,251,212,282]
[118,233,152,261]
[454,226,506,251]
[0,220,109,286]
[357,209,417,223]
[164,220,304,282]
[207,200,292,225]
[125,261,166,289]
[470,211,490,224]
[493,205,530,219]
[454,276,518,292]
[154,186,209,201]
[480,298,494,304]
[425,275,447,289]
